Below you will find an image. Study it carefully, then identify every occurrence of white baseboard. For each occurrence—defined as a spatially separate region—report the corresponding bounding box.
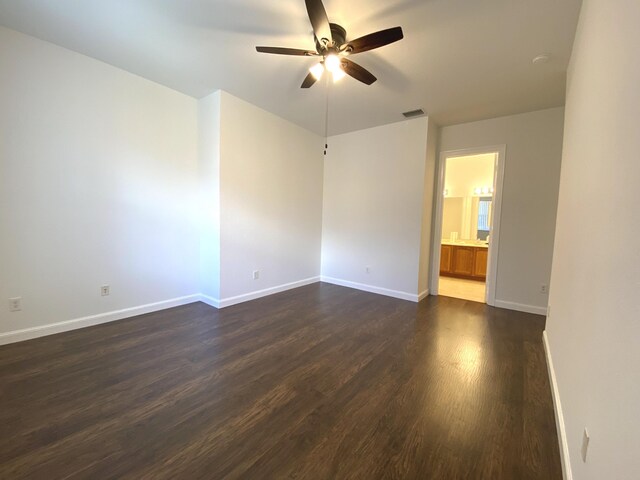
[0,278,324,345]
[212,276,320,309]
[320,276,420,302]
[494,299,547,316]
[0,294,201,346]
[543,331,573,480]
[0,277,423,345]
[199,294,220,309]
[418,289,430,301]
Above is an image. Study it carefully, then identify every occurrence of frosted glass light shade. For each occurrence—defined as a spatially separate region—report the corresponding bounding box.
[309,62,324,80]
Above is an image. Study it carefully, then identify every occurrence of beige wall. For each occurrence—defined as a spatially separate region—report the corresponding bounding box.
[546,0,640,478]
[321,118,434,300]
[439,107,564,313]
[442,197,464,239]
[445,153,495,198]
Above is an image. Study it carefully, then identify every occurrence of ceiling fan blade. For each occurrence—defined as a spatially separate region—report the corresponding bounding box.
[301,72,318,89]
[256,46,318,56]
[305,0,332,46]
[343,26,404,54]
[341,59,377,85]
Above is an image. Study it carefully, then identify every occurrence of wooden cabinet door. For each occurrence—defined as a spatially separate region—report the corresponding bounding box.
[452,247,474,276]
[473,248,488,279]
[440,245,452,274]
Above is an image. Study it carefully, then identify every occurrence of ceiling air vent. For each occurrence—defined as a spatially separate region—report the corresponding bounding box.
[402,109,425,119]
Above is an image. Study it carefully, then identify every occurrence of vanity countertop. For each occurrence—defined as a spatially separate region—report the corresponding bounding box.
[441,240,489,248]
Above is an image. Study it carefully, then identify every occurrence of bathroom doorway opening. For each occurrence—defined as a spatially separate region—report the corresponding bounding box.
[430,146,505,305]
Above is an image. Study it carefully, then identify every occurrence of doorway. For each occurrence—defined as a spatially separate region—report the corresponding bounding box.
[430,146,505,305]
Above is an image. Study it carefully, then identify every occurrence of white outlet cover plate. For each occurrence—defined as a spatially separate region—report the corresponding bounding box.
[9,297,22,312]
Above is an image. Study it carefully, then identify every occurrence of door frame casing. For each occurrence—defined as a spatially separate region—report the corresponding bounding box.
[430,145,506,306]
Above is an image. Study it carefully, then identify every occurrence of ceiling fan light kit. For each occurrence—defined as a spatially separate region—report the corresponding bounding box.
[332,67,346,82]
[309,55,347,83]
[309,62,325,81]
[255,0,404,88]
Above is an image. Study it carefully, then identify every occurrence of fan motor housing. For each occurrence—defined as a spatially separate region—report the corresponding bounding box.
[316,23,347,52]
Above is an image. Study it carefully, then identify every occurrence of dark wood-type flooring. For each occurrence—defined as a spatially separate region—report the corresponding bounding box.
[0,283,562,479]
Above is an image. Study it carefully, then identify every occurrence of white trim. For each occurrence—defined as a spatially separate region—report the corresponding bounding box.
[0,294,201,346]
[543,331,573,480]
[215,276,320,309]
[418,289,430,301]
[321,276,419,302]
[486,146,506,306]
[430,145,506,307]
[199,294,221,309]
[430,148,447,296]
[0,278,324,345]
[493,299,547,316]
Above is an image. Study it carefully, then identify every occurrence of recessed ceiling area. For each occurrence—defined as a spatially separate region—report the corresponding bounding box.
[0,0,582,135]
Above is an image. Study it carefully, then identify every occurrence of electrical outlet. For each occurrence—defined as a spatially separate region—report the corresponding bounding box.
[581,428,590,462]
[101,285,110,296]
[541,284,548,294]
[253,270,260,280]
[9,297,22,312]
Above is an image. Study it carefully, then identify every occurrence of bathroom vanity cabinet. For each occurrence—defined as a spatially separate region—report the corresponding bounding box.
[440,243,488,281]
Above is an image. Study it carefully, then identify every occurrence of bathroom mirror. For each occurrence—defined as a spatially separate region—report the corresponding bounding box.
[442,196,492,242]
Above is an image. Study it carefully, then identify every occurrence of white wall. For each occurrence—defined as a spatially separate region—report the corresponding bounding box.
[0,27,200,341]
[439,107,564,313]
[198,91,221,300]
[321,118,435,300]
[417,118,438,296]
[546,1,640,478]
[218,92,324,302]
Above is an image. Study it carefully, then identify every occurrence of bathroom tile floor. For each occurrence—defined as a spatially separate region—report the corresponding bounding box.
[438,276,486,303]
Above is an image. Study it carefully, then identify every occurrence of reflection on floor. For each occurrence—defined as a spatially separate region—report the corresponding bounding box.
[439,276,486,303]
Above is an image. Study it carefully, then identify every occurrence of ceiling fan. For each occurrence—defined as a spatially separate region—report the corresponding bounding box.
[255,0,404,88]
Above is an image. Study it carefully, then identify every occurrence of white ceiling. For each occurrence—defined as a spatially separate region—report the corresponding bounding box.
[0,0,582,135]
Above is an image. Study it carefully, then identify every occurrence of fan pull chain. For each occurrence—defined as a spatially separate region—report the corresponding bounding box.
[324,73,330,155]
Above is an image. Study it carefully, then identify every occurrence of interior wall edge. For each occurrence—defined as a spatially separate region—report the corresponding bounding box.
[199,294,221,309]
